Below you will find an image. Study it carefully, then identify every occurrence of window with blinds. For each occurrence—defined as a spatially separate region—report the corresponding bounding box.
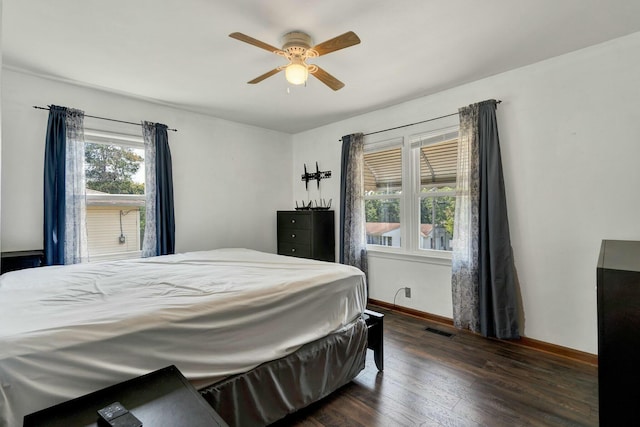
[362,126,459,254]
[411,130,458,251]
[413,130,458,189]
[364,146,402,194]
[364,139,403,248]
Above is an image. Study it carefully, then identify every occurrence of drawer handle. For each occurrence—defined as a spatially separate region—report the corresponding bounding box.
[291,234,296,238]
[291,248,296,253]
[291,219,296,224]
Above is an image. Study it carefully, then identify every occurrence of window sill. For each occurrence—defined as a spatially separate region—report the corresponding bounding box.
[366,247,452,266]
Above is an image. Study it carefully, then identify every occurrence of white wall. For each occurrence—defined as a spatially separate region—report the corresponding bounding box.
[0,0,3,259]
[1,69,293,254]
[292,32,640,354]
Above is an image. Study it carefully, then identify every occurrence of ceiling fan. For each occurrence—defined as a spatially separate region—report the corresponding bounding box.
[228,30,361,91]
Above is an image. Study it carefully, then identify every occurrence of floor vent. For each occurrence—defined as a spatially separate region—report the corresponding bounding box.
[425,327,454,338]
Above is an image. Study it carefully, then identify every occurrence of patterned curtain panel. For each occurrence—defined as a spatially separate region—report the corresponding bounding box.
[64,108,88,264]
[339,133,367,277]
[43,105,88,265]
[141,121,175,257]
[141,122,158,258]
[451,104,481,333]
[452,100,520,339]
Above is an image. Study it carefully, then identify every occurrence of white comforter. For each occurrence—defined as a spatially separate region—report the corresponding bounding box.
[0,248,366,427]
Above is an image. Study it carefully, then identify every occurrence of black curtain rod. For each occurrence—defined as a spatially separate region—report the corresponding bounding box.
[33,106,178,132]
[338,100,501,141]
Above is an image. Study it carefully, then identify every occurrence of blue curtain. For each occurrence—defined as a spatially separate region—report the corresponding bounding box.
[43,106,67,265]
[154,123,175,255]
[477,100,519,339]
[452,100,519,339]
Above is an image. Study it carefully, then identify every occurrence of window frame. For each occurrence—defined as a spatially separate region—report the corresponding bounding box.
[83,129,146,261]
[363,122,459,262]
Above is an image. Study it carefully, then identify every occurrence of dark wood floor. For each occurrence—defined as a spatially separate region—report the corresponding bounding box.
[272,306,598,427]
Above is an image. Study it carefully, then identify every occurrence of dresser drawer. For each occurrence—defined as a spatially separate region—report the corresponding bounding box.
[278,228,311,244]
[278,242,311,258]
[278,212,311,230]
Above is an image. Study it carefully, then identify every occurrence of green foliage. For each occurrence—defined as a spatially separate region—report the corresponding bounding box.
[365,195,455,232]
[88,180,144,195]
[420,196,455,236]
[365,199,400,223]
[365,194,455,237]
[85,143,144,195]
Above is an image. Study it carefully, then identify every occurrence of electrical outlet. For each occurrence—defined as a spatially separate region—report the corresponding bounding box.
[405,287,411,298]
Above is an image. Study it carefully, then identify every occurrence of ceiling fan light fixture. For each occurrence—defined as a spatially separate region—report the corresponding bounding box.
[229,30,360,90]
[285,63,308,85]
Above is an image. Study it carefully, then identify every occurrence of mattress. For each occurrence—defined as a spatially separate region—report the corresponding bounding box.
[0,248,367,427]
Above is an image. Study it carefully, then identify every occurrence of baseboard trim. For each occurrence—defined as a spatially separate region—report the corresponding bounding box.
[367,298,598,367]
[369,298,455,327]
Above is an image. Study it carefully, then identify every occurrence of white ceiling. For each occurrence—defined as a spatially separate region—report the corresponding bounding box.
[3,0,640,134]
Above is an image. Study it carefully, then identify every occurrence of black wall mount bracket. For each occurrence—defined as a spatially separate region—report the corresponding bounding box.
[301,162,332,189]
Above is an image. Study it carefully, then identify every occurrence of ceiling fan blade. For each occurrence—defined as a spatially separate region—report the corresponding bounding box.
[310,66,345,91]
[312,31,361,56]
[229,32,282,54]
[248,68,282,84]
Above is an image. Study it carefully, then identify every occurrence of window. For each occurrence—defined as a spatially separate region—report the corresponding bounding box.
[364,139,403,248]
[413,131,458,252]
[364,126,459,256]
[84,130,145,262]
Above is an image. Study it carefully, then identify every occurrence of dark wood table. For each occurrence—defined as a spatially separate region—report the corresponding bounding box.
[23,365,228,427]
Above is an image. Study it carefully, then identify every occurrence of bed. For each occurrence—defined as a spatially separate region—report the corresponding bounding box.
[0,248,368,427]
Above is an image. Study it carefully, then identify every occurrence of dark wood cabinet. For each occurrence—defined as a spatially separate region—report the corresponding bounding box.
[1,250,44,274]
[277,210,335,262]
[597,240,640,426]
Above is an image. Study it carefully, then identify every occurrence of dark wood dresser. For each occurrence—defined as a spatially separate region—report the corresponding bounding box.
[1,250,44,274]
[597,240,640,426]
[277,210,335,262]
